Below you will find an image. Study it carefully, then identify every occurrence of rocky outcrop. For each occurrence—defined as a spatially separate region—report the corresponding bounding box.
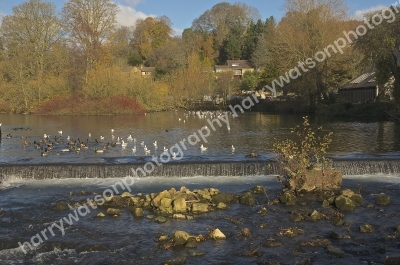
[285,168,342,192]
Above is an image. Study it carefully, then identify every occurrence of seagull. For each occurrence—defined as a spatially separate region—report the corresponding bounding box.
[141,141,145,146]
[132,146,136,153]
[121,140,127,148]
[172,152,177,160]
[127,135,133,141]
[163,146,168,152]
[88,133,91,138]
[100,136,105,140]
[231,145,235,152]
[0,123,2,127]
[58,131,62,135]
[111,129,114,133]
[153,141,157,148]
[145,149,151,155]
[200,144,207,152]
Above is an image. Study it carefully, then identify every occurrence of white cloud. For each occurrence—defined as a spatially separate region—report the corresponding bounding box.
[116,4,154,27]
[352,5,387,20]
[173,28,183,36]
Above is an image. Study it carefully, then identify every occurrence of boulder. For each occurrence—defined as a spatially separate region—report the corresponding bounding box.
[185,237,198,248]
[290,211,303,222]
[173,230,190,245]
[106,208,123,215]
[212,193,235,204]
[334,195,356,210]
[376,195,391,206]
[121,192,133,198]
[191,203,209,213]
[217,202,228,210]
[173,214,186,219]
[279,192,297,206]
[172,198,187,213]
[133,207,144,217]
[96,212,105,218]
[151,190,171,207]
[159,198,173,213]
[239,191,255,206]
[340,189,354,197]
[210,228,226,240]
[285,168,342,192]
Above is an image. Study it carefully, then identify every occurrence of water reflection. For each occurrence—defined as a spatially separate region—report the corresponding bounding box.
[0,112,400,164]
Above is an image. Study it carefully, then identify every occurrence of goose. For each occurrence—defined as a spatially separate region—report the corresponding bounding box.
[200,144,207,152]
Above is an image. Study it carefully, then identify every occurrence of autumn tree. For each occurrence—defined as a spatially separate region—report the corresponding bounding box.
[62,0,119,80]
[0,0,64,106]
[355,6,400,103]
[131,16,173,61]
[274,0,351,106]
[191,2,260,63]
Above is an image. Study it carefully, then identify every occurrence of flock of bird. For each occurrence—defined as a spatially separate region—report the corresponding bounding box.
[0,110,237,158]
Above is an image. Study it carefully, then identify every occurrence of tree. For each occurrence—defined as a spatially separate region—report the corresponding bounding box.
[62,0,119,77]
[131,16,173,61]
[273,0,350,106]
[355,6,400,103]
[191,2,260,63]
[0,0,64,104]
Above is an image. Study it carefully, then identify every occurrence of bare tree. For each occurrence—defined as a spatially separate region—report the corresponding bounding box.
[62,0,119,78]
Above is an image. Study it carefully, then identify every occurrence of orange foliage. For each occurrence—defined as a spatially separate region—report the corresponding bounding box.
[34,93,146,115]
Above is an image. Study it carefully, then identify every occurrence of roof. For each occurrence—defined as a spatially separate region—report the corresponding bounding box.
[214,60,254,71]
[140,67,155,72]
[339,67,378,90]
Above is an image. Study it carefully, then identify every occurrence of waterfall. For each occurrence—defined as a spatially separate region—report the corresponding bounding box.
[1,159,400,180]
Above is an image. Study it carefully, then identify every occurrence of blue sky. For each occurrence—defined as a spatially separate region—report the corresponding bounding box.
[0,0,397,35]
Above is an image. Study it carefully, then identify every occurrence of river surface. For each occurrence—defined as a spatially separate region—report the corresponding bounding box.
[1,111,400,164]
[1,112,400,264]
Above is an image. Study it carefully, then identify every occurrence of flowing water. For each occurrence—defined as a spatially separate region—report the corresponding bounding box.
[1,112,400,264]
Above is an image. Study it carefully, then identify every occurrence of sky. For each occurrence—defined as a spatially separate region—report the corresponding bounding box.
[0,0,397,35]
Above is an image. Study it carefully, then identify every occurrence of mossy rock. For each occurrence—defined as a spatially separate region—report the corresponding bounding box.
[376,195,390,206]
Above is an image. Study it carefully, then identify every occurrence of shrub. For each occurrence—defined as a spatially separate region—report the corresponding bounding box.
[272,116,333,177]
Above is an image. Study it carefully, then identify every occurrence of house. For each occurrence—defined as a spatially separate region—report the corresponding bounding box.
[140,67,155,77]
[338,67,379,103]
[214,60,254,78]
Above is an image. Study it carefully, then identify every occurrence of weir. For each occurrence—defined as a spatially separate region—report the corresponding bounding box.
[1,159,400,180]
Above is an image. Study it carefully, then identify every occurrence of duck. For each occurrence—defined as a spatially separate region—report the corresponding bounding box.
[95,147,104,153]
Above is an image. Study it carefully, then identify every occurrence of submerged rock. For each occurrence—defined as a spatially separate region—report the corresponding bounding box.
[217,202,228,210]
[187,250,206,257]
[329,230,351,239]
[185,237,198,248]
[325,245,346,257]
[290,211,303,222]
[376,195,391,206]
[251,185,266,194]
[154,216,167,223]
[360,224,374,233]
[164,256,186,265]
[239,191,255,206]
[96,212,105,218]
[172,198,186,213]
